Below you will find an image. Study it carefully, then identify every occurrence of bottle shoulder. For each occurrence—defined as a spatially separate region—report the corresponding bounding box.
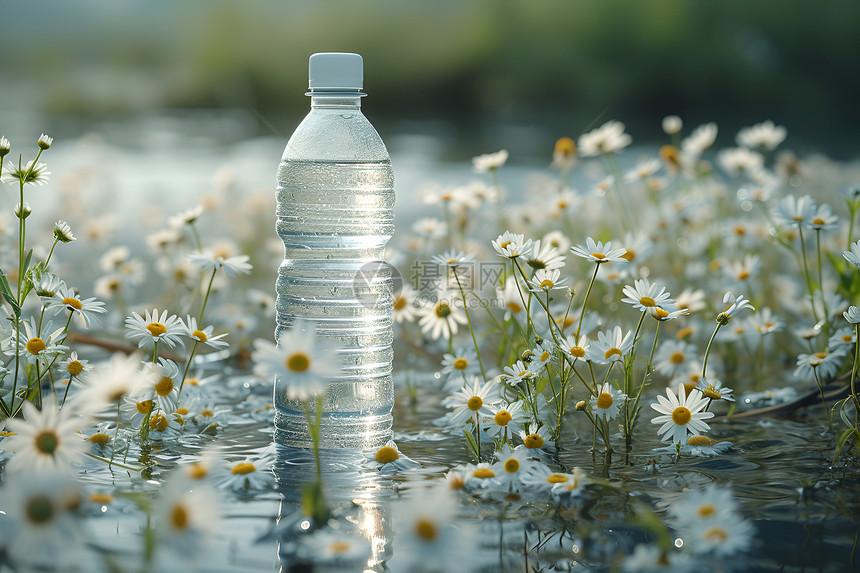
[282,109,390,163]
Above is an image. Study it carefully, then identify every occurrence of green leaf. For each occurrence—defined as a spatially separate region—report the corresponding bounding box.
[833,427,857,464]
[0,271,21,318]
[19,249,35,303]
[463,428,480,461]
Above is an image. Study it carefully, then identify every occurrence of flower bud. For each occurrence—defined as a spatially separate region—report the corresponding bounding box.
[575,400,587,411]
[662,115,683,135]
[37,133,53,150]
[15,202,31,219]
[0,136,10,157]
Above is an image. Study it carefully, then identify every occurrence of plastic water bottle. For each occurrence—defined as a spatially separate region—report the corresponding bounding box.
[274,53,395,449]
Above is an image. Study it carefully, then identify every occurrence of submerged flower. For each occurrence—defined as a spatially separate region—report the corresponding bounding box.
[650,386,713,444]
[253,320,340,401]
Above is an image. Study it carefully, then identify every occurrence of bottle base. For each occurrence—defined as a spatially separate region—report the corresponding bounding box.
[274,409,393,449]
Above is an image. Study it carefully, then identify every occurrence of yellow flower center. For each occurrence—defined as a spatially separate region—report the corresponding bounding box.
[540,279,554,290]
[494,410,512,426]
[500,241,512,249]
[570,346,586,358]
[231,462,257,475]
[189,464,208,480]
[555,137,576,157]
[540,351,550,361]
[415,518,438,541]
[596,392,614,409]
[686,435,717,447]
[171,504,189,530]
[652,307,669,319]
[472,467,495,479]
[813,217,825,226]
[672,406,692,425]
[525,434,544,449]
[62,297,83,310]
[639,296,656,307]
[67,360,84,376]
[375,446,400,464]
[702,385,722,400]
[738,270,750,280]
[393,296,407,310]
[176,407,190,415]
[200,409,214,417]
[435,302,452,319]
[150,414,168,432]
[604,348,622,359]
[697,503,717,517]
[467,396,483,411]
[454,358,468,370]
[506,302,523,314]
[89,493,113,504]
[26,337,47,355]
[155,376,174,396]
[136,400,154,415]
[590,252,606,260]
[286,352,310,373]
[621,249,636,262]
[670,352,685,364]
[145,322,167,337]
[547,473,568,484]
[504,458,520,473]
[88,433,111,446]
[660,144,681,168]
[677,327,694,339]
[192,329,208,342]
[704,526,729,543]
[329,541,352,554]
[35,430,59,455]
[26,495,54,524]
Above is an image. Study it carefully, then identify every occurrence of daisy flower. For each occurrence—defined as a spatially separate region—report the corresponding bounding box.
[392,284,419,323]
[525,239,565,271]
[496,279,528,320]
[443,377,500,426]
[184,315,229,350]
[492,443,534,489]
[294,528,372,566]
[125,308,186,350]
[529,340,556,369]
[500,359,538,386]
[551,136,577,171]
[675,288,707,314]
[590,382,626,421]
[412,217,448,239]
[431,249,476,268]
[252,319,340,401]
[440,347,480,383]
[793,348,846,381]
[0,471,85,568]
[43,285,106,329]
[361,441,421,474]
[681,122,718,157]
[52,220,76,243]
[187,252,252,278]
[417,295,467,341]
[3,397,86,473]
[1,160,51,186]
[168,204,205,228]
[518,422,552,451]
[560,334,589,361]
[772,194,816,228]
[683,434,734,457]
[12,318,68,366]
[828,327,856,352]
[484,400,529,439]
[809,203,839,231]
[60,351,92,380]
[550,467,588,504]
[578,120,632,156]
[75,352,156,412]
[844,305,860,324]
[472,149,509,172]
[31,271,67,298]
[649,386,714,444]
[219,457,275,492]
[717,291,755,323]
[695,377,735,402]
[653,340,698,379]
[689,514,754,556]
[662,115,682,135]
[154,477,221,552]
[587,326,634,365]
[144,358,182,413]
[520,463,573,496]
[843,241,860,269]
[748,306,784,335]
[723,254,760,284]
[736,120,786,150]
[570,237,628,264]
[528,268,568,293]
[717,147,764,176]
[623,158,661,183]
[620,278,674,312]
[492,231,533,259]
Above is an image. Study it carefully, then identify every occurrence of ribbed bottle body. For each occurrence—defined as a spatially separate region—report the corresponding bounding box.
[275,131,395,447]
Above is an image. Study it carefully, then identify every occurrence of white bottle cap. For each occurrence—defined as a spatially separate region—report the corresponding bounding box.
[308,52,363,90]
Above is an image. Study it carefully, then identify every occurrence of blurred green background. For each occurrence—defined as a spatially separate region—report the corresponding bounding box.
[2,0,859,158]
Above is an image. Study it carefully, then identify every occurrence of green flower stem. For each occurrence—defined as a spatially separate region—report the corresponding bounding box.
[177,340,200,400]
[579,406,612,454]
[198,267,218,324]
[454,271,487,381]
[84,451,143,472]
[109,401,122,469]
[797,225,820,324]
[474,412,482,463]
[851,324,860,432]
[756,336,765,391]
[303,397,324,484]
[815,228,830,334]
[61,373,77,408]
[813,368,831,427]
[847,201,858,250]
[152,340,159,364]
[575,264,601,340]
[626,321,661,436]
[701,322,724,379]
[44,237,60,268]
[189,221,203,252]
[510,259,535,340]
[469,291,517,350]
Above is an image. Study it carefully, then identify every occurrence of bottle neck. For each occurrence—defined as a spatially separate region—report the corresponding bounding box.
[308,89,365,109]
